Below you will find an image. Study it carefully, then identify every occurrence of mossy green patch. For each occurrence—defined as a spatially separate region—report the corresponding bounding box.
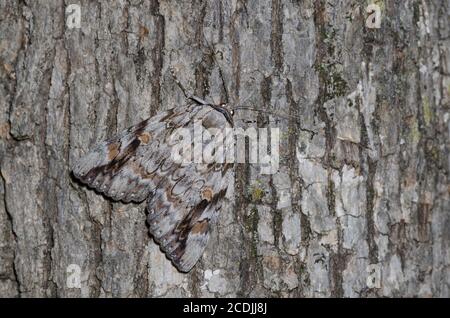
[423,97,432,126]
[315,22,348,101]
[447,82,450,100]
[251,187,265,202]
[249,180,266,202]
[410,119,420,145]
[372,0,385,12]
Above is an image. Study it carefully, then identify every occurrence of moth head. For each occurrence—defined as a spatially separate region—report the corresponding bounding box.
[212,102,234,126]
[188,96,235,123]
[219,103,234,116]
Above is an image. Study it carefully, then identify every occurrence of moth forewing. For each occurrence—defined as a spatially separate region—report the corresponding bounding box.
[202,127,225,164]
[169,126,193,165]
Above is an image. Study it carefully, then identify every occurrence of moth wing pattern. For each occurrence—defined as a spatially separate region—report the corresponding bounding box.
[72,108,185,203]
[72,102,233,272]
[148,161,232,272]
[146,105,233,272]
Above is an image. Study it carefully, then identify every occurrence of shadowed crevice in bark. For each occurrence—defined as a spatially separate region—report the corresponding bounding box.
[149,0,165,115]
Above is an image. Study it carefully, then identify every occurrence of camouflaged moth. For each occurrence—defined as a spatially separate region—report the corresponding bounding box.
[72,96,234,272]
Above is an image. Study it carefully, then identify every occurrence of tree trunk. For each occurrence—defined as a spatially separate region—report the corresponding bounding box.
[0,0,449,297]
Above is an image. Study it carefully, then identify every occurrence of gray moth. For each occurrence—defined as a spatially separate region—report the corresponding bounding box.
[72,96,234,272]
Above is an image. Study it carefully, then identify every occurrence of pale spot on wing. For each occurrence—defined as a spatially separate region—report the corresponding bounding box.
[201,187,213,202]
[138,132,151,144]
[107,143,120,160]
[191,219,209,234]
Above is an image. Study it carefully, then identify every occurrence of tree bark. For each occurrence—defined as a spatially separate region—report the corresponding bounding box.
[0,0,449,297]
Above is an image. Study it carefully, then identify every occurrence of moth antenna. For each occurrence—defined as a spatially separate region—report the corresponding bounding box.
[170,67,210,105]
[217,61,229,104]
[234,106,302,122]
[170,66,190,100]
[237,88,257,107]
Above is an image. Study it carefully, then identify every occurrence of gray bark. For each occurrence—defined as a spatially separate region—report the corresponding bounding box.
[0,0,449,297]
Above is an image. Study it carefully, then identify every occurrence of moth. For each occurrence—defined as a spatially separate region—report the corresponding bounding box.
[72,96,235,272]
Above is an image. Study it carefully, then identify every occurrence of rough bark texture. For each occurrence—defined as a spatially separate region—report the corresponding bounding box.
[0,0,449,297]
